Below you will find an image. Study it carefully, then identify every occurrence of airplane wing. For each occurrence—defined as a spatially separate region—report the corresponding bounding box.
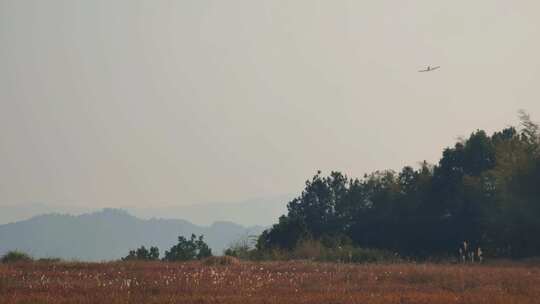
[431,66,440,70]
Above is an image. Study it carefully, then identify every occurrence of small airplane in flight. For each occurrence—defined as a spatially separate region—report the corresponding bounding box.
[418,66,440,72]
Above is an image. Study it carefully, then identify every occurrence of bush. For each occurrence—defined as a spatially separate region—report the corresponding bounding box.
[122,246,160,261]
[163,234,212,262]
[1,251,33,263]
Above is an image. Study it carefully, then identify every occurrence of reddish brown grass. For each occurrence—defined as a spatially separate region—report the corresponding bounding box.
[1,261,539,303]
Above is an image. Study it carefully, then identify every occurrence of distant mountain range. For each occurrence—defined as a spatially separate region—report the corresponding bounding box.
[0,209,266,261]
[0,195,290,226]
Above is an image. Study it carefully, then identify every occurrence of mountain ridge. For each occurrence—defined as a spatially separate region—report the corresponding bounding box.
[0,208,266,261]
[0,195,290,226]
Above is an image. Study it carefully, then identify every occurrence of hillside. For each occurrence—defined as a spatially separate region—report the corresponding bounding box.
[0,209,264,261]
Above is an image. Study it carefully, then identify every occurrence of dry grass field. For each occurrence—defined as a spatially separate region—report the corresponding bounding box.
[1,260,539,304]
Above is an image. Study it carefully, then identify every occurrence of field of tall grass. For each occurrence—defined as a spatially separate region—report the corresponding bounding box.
[1,260,539,303]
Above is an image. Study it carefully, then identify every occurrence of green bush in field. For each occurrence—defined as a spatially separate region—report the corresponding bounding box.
[1,251,33,263]
[122,246,160,261]
[163,234,212,261]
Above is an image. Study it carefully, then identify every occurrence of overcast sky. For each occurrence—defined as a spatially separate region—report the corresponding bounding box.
[1,0,539,208]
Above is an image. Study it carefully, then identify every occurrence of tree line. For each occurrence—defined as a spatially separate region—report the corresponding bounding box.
[122,234,212,262]
[257,112,540,259]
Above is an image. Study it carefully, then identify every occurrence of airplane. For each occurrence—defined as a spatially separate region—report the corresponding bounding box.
[418,66,440,72]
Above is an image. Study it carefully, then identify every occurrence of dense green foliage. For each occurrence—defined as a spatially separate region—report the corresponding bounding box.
[259,113,540,258]
[122,246,160,261]
[1,251,33,263]
[122,234,212,262]
[163,234,212,261]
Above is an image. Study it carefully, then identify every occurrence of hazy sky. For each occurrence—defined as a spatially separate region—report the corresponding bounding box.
[1,0,539,208]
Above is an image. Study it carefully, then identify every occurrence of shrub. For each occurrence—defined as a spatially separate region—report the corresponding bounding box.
[122,246,160,261]
[163,234,212,261]
[1,251,33,263]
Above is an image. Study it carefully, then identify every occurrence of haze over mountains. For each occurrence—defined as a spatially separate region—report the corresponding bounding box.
[127,195,290,226]
[0,195,289,226]
[0,203,92,225]
[0,209,266,261]
[0,196,289,261]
